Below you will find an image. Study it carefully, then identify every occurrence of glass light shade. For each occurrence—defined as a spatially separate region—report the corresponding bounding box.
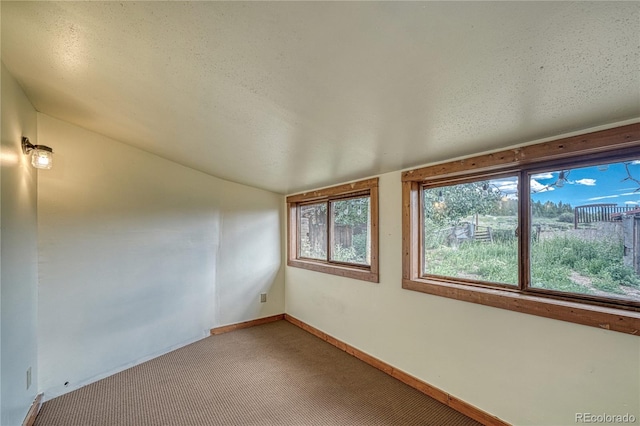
[31,149,53,170]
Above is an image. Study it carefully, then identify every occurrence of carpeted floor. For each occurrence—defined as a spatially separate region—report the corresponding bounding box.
[35,320,482,426]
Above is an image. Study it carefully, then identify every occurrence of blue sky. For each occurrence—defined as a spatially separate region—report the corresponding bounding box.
[490,159,640,208]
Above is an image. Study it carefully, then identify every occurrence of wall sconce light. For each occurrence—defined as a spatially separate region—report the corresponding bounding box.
[22,137,53,170]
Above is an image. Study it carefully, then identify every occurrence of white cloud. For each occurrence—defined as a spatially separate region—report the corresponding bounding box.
[530,179,554,193]
[489,178,518,198]
[531,172,554,180]
[631,160,640,165]
[495,182,517,192]
[490,178,516,186]
[625,201,639,205]
[575,178,596,186]
[588,191,638,201]
[587,194,619,201]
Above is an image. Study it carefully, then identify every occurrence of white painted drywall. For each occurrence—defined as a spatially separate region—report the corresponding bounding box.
[285,170,640,426]
[37,114,284,399]
[1,63,39,425]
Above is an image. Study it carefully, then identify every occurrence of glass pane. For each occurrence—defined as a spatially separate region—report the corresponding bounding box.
[422,177,519,286]
[330,197,370,265]
[530,160,640,303]
[298,203,327,260]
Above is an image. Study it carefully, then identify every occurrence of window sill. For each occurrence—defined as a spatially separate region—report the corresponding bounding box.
[288,259,379,283]
[403,277,640,335]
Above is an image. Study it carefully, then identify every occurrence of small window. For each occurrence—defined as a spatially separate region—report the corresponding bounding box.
[402,124,640,335]
[287,178,378,282]
[330,196,371,266]
[299,202,327,260]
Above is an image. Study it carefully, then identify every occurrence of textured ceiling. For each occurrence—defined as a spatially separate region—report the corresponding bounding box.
[2,1,639,194]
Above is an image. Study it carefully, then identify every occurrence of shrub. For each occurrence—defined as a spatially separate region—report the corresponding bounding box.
[352,233,367,261]
[603,264,640,287]
[492,229,516,243]
[557,213,574,223]
[332,245,359,264]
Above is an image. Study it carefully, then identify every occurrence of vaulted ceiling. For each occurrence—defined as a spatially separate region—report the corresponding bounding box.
[2,2,639,194]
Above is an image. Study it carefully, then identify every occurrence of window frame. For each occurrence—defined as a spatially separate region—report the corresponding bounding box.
[287,178,379,283]
[402,124,640,335]
[420,171,522,290]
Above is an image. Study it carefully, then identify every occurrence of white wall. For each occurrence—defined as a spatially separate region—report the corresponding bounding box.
[1,63,39,425]
[37,114,284,399]
[285,170,640,426]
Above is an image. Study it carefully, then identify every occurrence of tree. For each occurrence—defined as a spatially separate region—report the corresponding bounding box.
[333,197,369,226]
[423,181,503,228]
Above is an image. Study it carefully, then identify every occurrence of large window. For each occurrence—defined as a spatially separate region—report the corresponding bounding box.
[528,161,640,304]
[403,124,640,334]
[287,178,378,282]
[422,175,519,287]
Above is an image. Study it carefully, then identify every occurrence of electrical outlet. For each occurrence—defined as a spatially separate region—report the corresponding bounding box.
[260,293,267,303]
[26,367,32,390]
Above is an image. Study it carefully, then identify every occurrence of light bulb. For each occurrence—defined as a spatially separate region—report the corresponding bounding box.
[31,149,53,170]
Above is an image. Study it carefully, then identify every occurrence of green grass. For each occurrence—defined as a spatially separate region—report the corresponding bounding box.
[425,235,640,299]
[425,241,518,285]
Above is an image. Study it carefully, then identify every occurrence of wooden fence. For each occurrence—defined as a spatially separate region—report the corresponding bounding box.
[573,204,636,229]
[300,219,364,256]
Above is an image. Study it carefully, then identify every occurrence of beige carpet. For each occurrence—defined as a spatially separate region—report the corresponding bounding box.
[35,320,482,426]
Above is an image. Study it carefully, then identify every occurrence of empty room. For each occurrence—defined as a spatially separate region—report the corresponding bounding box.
[1,2,639,426]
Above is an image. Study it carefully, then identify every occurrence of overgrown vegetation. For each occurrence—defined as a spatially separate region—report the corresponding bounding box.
[425,232,639,298]
[333,233,368,265]
[425,240,518,284]
[531,236,640,294]
[422,174,640,300]
[300,197,370,264]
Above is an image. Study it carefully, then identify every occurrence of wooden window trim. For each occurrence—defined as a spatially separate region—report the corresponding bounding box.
[287,178,379,283]
[402,123,640,335]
